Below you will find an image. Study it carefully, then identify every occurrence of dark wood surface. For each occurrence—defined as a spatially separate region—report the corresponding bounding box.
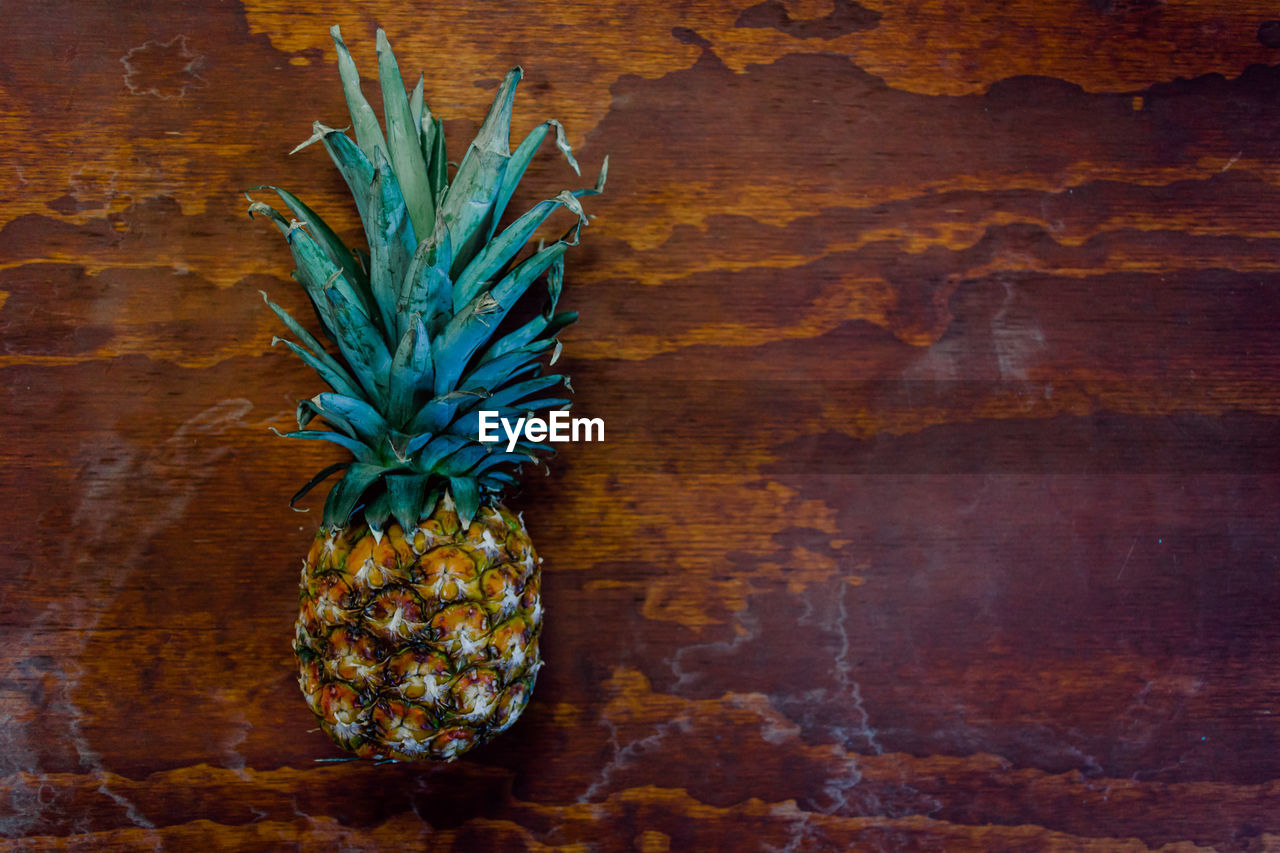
[3,1,1280,849]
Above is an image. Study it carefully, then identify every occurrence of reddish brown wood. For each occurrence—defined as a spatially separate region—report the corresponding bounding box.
[3,0,1280,849]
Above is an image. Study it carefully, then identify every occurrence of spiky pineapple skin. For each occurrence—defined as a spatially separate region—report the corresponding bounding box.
[294,498,543,761]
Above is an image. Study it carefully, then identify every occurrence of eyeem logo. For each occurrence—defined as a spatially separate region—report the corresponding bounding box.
[478,411,604,452]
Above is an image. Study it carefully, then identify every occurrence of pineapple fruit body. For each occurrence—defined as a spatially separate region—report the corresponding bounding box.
[296,498,543,760]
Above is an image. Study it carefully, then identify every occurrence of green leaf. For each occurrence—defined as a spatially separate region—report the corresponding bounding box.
[459,339,553,393]
[448,477,481,528]
[473,66,521,159]
[404,314,435,393]
[419,113,437,190]
[260,292,367,401]
[433,239,570,394]
[310,392,390,446]
[439,67,521,272]
[405,397,455,437]
[252,185,369,295]
[246,199,291,233]
[479,470,519,491]
[364,489,394,534]
[487,118,583,242]
[428,116,448,204]
[283,222,374,345]
[453,194,581,309]
[386,472,429,531]
[296,398,358,441]
[480,311,576,365]
[471,451,535,476]
[440,446,490,477]
[444,150,509,276]
[325,286,392,404]
[400,213,453,336]
[289,461,350,511]
[404,385,494,438]
[276,429,377,464]
[248,200,345,344]
[480,374,566,411]
[409,74,425,138]
[275,333,366,397]
[254,187,384,343]
[286,222,359,307]
[387,316,433,428]
[450,375,569,439]
[330,25,389,164]
[316,126,376,239]
[324,461,392,527]
[404,431,468,466]
[376,29,434,239]
[545,254,564,317]
[368,146,417,340]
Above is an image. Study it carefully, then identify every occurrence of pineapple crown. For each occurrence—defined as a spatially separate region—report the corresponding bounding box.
[249,26,606,532]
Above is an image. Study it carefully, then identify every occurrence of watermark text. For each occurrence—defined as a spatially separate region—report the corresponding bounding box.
[478,410,604,452]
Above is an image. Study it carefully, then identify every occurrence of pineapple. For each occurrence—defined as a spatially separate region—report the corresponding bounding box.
[249,26,605,761]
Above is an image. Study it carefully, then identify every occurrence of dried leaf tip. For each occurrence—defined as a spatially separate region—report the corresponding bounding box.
[290,121,343,156]
[549,120,581,176]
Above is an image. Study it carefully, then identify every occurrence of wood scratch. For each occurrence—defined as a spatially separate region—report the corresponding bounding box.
[1116,536,1138,580]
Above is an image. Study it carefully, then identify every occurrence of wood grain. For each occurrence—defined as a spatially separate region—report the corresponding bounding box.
[3,0,1280,849]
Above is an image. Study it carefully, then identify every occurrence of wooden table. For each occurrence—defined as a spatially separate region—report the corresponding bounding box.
[3,1,1279,849]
